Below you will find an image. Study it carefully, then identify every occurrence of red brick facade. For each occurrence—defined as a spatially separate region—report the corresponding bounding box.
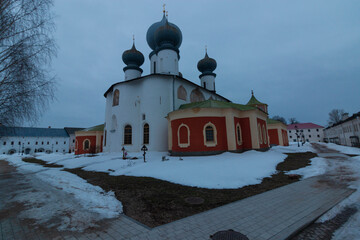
[268,129,279,145]
[234,117,252,150]
[171,117,228,154]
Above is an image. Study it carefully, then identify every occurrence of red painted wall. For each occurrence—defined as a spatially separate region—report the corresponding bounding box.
[282,129,289,146]
[257,118,269,148]
[234,117,252,150]
[75,135,97,155]
[171,117,228,153]
[268,129,279,145]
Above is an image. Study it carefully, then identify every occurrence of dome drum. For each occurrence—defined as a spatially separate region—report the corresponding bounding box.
[199,72,216,79]
[123,65,143,73]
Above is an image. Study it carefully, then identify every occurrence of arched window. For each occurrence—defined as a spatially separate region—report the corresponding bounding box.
[111,115,117,132]
[75,140,78,151]
[143,123,149,144]
[113,89,119,106]
[263,125,267,144]
[258,123,263,144]
[177,85,187,101]
[236,123,242,145]
[83,139,90,150]
[124,125,132,145]
[203,122,217,147]
[190,88,205,103]
[177,123,190,148]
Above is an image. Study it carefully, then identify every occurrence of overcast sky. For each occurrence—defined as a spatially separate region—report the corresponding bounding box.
[33,0,360,128]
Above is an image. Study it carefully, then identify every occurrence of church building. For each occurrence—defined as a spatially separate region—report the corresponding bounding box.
[103,10,287,155]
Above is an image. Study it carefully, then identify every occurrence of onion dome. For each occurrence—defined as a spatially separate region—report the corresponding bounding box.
[122,43,144,72]
[146,15,166,51]
[197,52,217,77]
[146,13,182,56]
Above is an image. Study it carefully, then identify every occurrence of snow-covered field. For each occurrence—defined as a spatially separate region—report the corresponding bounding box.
[4,149,289,189]
[317,142,360,155]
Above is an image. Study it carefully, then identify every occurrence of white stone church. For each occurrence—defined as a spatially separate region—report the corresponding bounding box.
[103,11,229,152]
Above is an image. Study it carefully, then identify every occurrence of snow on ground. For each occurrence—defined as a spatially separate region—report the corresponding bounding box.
[3,154,122,231]
[287,157,328,178]
[25,150,289,189]
[317,142,360,155]
[271,142,315,153]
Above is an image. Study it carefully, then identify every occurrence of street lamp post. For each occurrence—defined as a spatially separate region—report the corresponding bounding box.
[295,125,300,147]
[141,145,148,163]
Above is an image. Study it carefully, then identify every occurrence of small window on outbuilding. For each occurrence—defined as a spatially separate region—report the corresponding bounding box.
[203,122,217,147]
[83,139,90,150]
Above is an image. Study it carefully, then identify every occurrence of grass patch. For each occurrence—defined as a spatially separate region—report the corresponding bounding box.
[22,157,63,168]
[64,151,317,227]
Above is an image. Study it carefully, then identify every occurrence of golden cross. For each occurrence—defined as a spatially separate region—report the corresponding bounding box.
[163,4,166,13]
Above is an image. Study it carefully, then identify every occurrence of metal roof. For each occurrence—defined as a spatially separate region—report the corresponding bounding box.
[287,123,324,130]
[81,124,104,132]
[0,126,69,138]
[178,99,257,111]
[64,127,85,135]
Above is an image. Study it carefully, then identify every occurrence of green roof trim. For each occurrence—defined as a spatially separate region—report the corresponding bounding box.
[246,92,267,106]
[267,118,283,124]
[179,100,257,111]
[82,124,104,132]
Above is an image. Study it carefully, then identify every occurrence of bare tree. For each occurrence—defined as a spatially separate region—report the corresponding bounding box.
[272,115,287,125]
[288,118,299,124]
[328,109,345,126]
[0,0,56,126]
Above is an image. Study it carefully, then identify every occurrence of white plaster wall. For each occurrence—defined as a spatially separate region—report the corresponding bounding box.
[0,136,69,155]
[69,133,76,152]
[200,75,215,91]
[157,49,179,75]
[150,54,157,74]
[324,118,360,146]
[287,128,324,143]
[104,75,173,152]
[104,75,229,153]
[124,69,141,81]
[173,79,227,110]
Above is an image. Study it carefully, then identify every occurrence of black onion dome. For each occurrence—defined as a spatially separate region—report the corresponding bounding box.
[197,52,217,75]
[122,43,144,67]
[154,18,182,52]
[146,14,166,51]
